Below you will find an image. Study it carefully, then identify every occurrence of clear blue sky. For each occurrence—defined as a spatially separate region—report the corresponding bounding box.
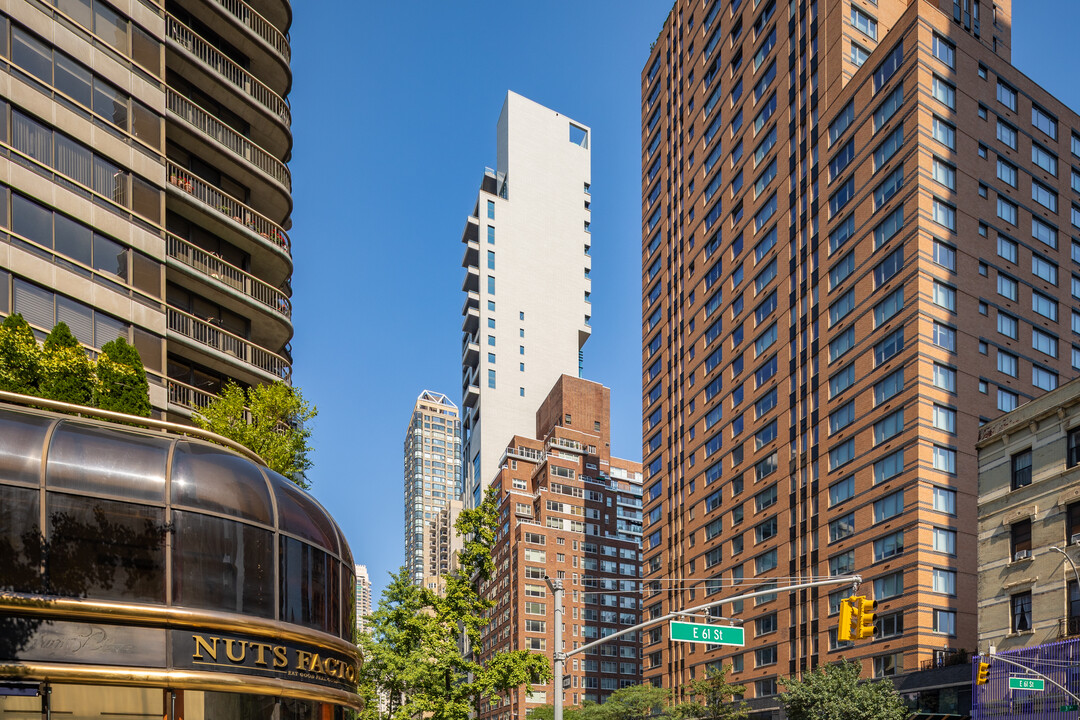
[284,2,1080,600]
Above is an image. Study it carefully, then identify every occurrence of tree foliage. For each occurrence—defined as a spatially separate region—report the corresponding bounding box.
[39,323,94,406]
[192,380,316,488]
[0,313,41,394]
[778,660,909,720]
[359,487,552,720]
[530,683,673,720]
[93,337,150,417]
[675,664,748,720]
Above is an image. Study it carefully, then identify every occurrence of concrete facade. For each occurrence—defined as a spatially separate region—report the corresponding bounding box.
[356,563,372,635]
[460,91,592,509]
[477,375,642,718]
[641,0,1080,708]
[403,390,462,588]
[976,376,1080,653]
[0,0,295,418]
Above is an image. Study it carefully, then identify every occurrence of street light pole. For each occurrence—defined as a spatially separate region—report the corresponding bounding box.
[1050,545,1080,632]
[544,577,564,720]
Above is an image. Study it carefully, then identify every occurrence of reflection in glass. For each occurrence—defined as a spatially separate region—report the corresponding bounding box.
[47,422,168,501]
[0,407,51,486]
[50,684,162,719]
[271,470,338,553]
[0,485,41,595]
[46,492,166,603]
[280,536,338,636]
[172,510,273,619]
[172,442,273,524]
[183,690,279,718]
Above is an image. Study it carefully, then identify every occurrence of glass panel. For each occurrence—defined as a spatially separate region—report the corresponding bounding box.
[172,509,274,618]
[280,536,336,635]
[11,28,52,85]
[92,2,127,55]
[50,684,163,719]
[130,24,160,77]
[57,0,93,31]
[281,698,330,720]
[46,422,168,501]
[54,212,93,267]
[54,54,92,108]
[91,79,127,129]
[171,442,273,524]
[55,135,93,189]
[92,312,125,347]
[342,565,356,643]
[130,173,160,223]
[56,296,93,346]
[0,408,51,486]
[130,100,160,148]
[11,194,53,249]
[130,252,161,298]
[45,492,166,602]
[12,112,53,167]
[92,233,126,280]
[270,470,339,553]
[181,690,278,718]
[0,484,42,593]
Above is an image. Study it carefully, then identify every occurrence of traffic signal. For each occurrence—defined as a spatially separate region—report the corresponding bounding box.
[837,596,855,642]
[852,596,876,640]
[976,661,990,685]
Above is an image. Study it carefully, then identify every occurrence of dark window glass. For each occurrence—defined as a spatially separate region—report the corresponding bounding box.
[1068,429,1080,468]
[45,491,166,602]
[130,173,160,223]
[1067,502,1080,543]
[271,471,339,553]
[130,24,161,77]
[342,566,356,643]
[0,484,42,592]
[1011,591,1032,632]
[172,509,273,618]
[92,79,128,129]
[92,233,126,281]
[131,100,160,148]
[1011,450,1032,490]
[0,407,52,486]
[11,194,53,249]
[54,54,93,108]
[54,212,93,269]
[171,442,273,524]
[1010,519,1031,558]
[280,536,338,636]
[46,422,168,501]
[93,1,127,55]
[12,28,52,85]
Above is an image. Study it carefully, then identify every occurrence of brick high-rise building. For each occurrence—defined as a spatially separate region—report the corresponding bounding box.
[641,0,1080,708]
[0,0,295,418]
[477,375,642,719]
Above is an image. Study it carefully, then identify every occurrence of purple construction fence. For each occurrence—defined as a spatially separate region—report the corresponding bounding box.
[972,636,1080,719]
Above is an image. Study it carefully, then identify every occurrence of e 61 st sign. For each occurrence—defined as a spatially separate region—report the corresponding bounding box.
[1008,677,1045,691]
[669,621,744,646]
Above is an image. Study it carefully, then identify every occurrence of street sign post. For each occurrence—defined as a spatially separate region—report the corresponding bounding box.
[669,621,745,646]
[1008,677,1045,691]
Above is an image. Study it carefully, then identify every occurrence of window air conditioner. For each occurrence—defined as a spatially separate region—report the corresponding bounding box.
[1014,549,1032,561]
[1071,533,1080,546]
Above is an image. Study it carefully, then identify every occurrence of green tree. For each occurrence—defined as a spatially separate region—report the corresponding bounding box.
[192,381,316,488]
[39,323,94,406]
[359,487,551,720]
[674,664,748,720]
[92,337,150,417]
[779,660,909,720]
[0,313,41,395]
[530,684,672,720]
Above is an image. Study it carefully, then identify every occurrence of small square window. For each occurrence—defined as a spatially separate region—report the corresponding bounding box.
[978,144,988,159]
[979,380,988,393]
[979,184,988,198]
[979,341,988,354]
[520,387,525,397]
[978,105,988,120]
[978,64,988,79]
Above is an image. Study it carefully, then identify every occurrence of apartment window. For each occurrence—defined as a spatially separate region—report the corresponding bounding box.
[997,236,1018,263]
[932,76,956,110]
[874,207,904,250]
[932,240,955,271]
[933,199,956,232]
[1033,365,1058,391]
[873,410,904,445]
[933,528,956,555]
[998,389,1018,412]
[873,85,904,131]
[932,282,955,312]
[872,43,904,92]
[933,446,956,474]
[932,323,956,352]
[874,248,904,287]
[934,487,956,516]
[997,273,1018,300]
[874,328,904,366]
[1068,428,1080,468]
[932,405,956,433]
[1032,143,1057,175]
[830,439,855,470]
[828,513,855,543]
[933,117,956,150]
[874,572,904,600]
[874,368,904,405]
[1012,591,1032,632]
[932,568,956,595]
[850,42,869,68]
[874,490,904,523]
[932,33,955,67]
[997,158,1018,187]
[997,80,1018,111]
[830,550,855,576]
[829,140,856,182]
[851,6,877,39]
[874,531,904,561]
[934,610,956,635]
[829,476,855,507]
[1011,518,1032,559]
[487,200,495,219]
[487,369,496,389]
[997,120,1018,150]
[829,401,855,435]
[1011,449,1032,490]
[1032,104,1058,139]
[933,157,956,190]
[874,168,904,209]
[487,276,496,294]
[1032,218,1057,249]
[1033,327,1058,358]
[997,197,1018,226]
[829,102,855,145]
[874,450,904,484]
[933,363,956,392]
[997,350,1019,377]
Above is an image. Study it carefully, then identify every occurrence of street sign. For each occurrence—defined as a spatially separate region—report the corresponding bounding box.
[1061,705,1079,712]
[669,621,744,646]
[1008,677,1045,691]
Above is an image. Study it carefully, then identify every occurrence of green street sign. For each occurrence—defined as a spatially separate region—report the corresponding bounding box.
[1008,677,1045,691]
[669,621,744,646]
[1061,705,1079,712]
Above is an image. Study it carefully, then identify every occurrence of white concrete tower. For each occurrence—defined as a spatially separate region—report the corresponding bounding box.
[460,91,592,508]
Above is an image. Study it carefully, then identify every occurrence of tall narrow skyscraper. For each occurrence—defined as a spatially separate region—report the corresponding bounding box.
[355,563,372,635]
[460,91,593,508]
[642,0,1080,707]
[403,390,462,587]
[0,0,295,418]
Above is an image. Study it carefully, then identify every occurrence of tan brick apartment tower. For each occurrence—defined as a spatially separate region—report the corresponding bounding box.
[0,0,294,418]
[641,0,1080,710]
[477,375,642,719]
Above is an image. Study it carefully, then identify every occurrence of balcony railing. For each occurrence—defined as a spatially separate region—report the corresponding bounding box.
[548,436,584,453]
[166,13,291,127]
[919,648,969,671]
[167,89,291,191]
[207,0,290,63]
[166,232,291,319]
[167,306,291,381]
[166,160,290,255]
[1059,616,1080,638]
[167,377,219,413]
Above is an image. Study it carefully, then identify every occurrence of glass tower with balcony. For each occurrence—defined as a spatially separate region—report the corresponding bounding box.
[0,0,294,418]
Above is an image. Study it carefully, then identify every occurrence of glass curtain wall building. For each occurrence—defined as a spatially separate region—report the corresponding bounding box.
[641,0,1080,708]
[0,0,294,419]
[0,401,359,717]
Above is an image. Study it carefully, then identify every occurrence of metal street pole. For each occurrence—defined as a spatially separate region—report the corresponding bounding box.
[544,577,564,720]
[1050,545,1080,615]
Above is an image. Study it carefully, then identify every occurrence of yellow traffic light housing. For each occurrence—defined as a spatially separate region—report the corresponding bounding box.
[855,597,876,639]
[976,661,990,685]
[838,596,855,642]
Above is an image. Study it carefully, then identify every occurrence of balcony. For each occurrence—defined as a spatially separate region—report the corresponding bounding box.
[463,383,480,409]
[207,0,291,64]
[919,648,969,671]
[462,265,479,293]
[167,88,291,192]
[1059,616,1080,639]
[165,13,291,127]
[462,238,479,269]
[463,305,479,335]
[166,161,290,256]
[166,232,291,320]
[167,306,291,381]
[167,377,219,414]
[548,436,584,453]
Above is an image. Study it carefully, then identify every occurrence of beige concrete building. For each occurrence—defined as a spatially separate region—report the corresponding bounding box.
[477,375,642,719]
[356,562,372,635]
[0,0,294,418]
[460,91,592,510]
[403,390,463,588]
[642,0,1080,707]
[976,375,1080,653]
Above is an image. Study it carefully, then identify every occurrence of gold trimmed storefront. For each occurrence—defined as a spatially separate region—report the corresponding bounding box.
[0,401,360,718]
